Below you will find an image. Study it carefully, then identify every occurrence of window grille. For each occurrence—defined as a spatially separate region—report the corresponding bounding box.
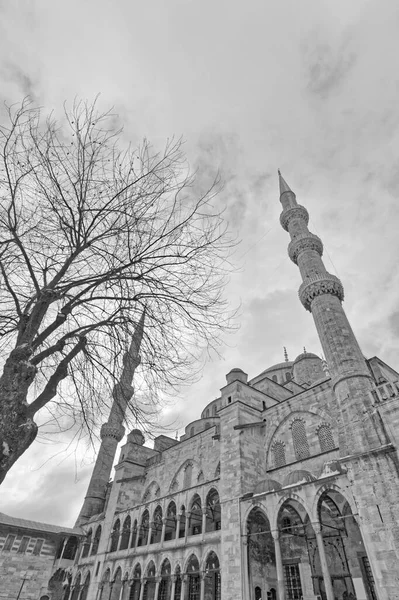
[32,539,44,556]
[284,564,302,600]
[2,534,16,551]
[17,536,30,553]
[317,424,334,452]
[291,419,310,459]
[272,441,286,467]
[188,575,200,600]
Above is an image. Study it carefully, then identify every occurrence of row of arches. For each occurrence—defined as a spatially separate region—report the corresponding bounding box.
[246,488,377,600]
[109,490,221,553]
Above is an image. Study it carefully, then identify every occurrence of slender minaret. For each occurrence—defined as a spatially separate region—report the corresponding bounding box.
[76,310,145,525]
[278,171,388,454]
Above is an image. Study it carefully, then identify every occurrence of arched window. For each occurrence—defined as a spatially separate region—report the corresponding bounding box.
[272,375,278,382]
[91,526,101,555]
[205,489,221,532]
[212,405,217,416]
[81,528,92,558]
[120,515,131,550]
[130,564,141,600]
[272,441,286,468]
[110,568,122,600]
[110,519,120,552]
[159,559,172,600]
[205,409,210,418]
[291,418,310,460]
[70,573,81,600]
[317,424,335,452]
[190,427,195,437]
[80,573,90,600]
[63,536,78,560]
[286,372,292,381]
[185,555,200,600]
[204,552,221,600]
[183,463,193,489]
[189,495,202,536]
[204,422,211,430]
[99,570,111,600]
[137,510,149,546]
[165,502,177,541]
[197,471,204,483]
[174,566,182,600]
[215,462,221,478]
[151,506,163,544]
[143,562,156,600]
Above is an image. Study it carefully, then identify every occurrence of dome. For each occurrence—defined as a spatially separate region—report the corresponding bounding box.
[261,361,294,375]
[230,367,245,373]
[294,352,320,363]
[283,470,316,487]
[127,429,145,446]
[254,478,282,494]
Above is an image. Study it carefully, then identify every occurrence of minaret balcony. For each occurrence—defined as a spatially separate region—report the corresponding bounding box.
[280,205,309,231]
[288,233,323,264]
[298,273,344,311]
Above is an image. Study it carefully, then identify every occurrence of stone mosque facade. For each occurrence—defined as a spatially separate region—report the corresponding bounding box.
[2,173,399,600]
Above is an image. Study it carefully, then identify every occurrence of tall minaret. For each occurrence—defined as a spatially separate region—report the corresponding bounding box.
[76,310,145,525]
[278,171,388,454]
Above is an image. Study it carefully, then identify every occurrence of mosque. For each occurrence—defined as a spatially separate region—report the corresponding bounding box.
[1,173,399,600]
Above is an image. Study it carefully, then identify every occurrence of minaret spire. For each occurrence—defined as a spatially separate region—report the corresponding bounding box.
[278,173,387,455]
[76,310,146,525]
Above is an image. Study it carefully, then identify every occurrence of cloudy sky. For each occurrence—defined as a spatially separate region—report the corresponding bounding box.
[0,0,398,526]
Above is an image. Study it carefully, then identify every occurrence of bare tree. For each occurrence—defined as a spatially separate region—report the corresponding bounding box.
[0,98,235,484]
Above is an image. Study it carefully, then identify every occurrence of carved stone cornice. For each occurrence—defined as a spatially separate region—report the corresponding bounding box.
[280,205,309,231]
[298,273,344,312]
[100,422,125,442]
[288,233,323,264]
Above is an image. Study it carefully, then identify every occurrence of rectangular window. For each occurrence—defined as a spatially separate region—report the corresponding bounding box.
[2,534,16,552]
[284,564,302,600]
[32,539,44,556]
[17,536,30,553]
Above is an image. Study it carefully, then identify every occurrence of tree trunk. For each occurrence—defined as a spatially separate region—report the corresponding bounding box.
[0,344,38,484]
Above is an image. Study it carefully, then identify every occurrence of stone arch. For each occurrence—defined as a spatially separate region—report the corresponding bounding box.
[242,500,272,535]
[80,572,91,600]
[144,558,157,577]
[183,552,200,573]
[120,514,131,550]
[109,518,120,552]
[265,409,336,469]
[71,572,81,600]
[151,504,163,544]
[99,569,111,600]
[81,528,92,558]
[137,509,150,547]
[169,459,200,493]
[142,480,161,503]
[129,563,142,600]
[188,493,202,536]
[310,481,357,525]
[110,566,123,600]
[205,487,221,532]
[165,500,177,541]
[246,507,275,600]
[91,525,102,555]
[271,490,312,530]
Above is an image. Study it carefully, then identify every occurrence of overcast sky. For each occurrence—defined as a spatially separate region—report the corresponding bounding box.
[0,0,398,526]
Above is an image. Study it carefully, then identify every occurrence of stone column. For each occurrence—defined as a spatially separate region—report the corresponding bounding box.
[242,534,250,600]
[181,574,188,600]
[161,517,167,546]
[138,580,145,600]
[313,522,334,600]
[147,522,153,546]
[175,514,181,542]
[95,584,103,600]
[201,507,207,536]
[170,575,177,600]
[272,530,285,600]
[184,512,191,542]
[200,572,206,600]
[154,577,161,600]
[108,583,114,600]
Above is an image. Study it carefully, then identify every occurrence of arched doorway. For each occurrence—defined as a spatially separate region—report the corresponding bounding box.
[185,554,200,600]
[204,551,221,600]
[247,507,276,600]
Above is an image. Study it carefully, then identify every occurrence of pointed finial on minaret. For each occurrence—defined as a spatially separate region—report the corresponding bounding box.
[284,347,289,362]
[278,170,297,210]
[303,346,307,354]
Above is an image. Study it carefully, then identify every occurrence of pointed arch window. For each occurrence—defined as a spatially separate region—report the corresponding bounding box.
[317,424,334,452]
[183,463,193,489]
[110,519,120,552]
[291,418,310,460]
[120,515,131,550]
[272,441,286,468]
[91,526,101,555]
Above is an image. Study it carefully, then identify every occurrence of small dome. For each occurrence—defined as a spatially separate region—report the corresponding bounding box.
[261,361,294,374]
[127,429,145,446]
[254,479,282,494]
[294,352,319,363]
[229,367,245,373]
[284,470,316,487]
